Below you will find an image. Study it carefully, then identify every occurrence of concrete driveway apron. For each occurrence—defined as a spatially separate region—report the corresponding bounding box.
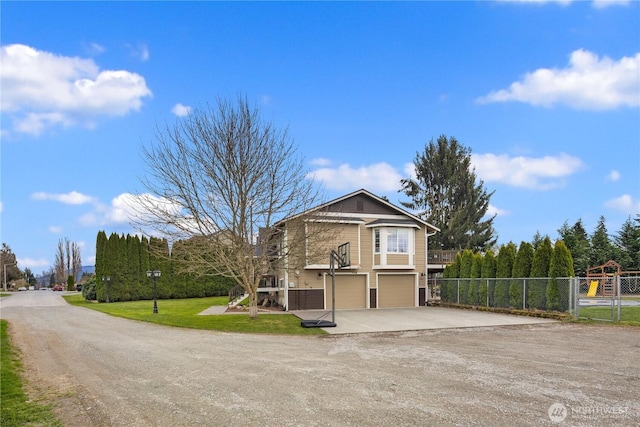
[292,307,557,334]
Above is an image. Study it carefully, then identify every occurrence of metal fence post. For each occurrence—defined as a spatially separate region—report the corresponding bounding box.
[523,279,526,310]
[616,275,621,322]
[569,277,574,317]
[486,279,489,307]
[457,279,460,304]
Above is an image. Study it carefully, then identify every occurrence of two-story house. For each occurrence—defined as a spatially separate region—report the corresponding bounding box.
[257,189,440,311]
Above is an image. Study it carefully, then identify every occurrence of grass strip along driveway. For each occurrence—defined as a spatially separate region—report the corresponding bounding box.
[0,319,63,427]
[64,295,326,335]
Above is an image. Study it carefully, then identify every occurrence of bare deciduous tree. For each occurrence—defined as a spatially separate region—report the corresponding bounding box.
[72,242,82,282]
[136,97,328,318]
[54,238,82,287]
[55,239,66,283]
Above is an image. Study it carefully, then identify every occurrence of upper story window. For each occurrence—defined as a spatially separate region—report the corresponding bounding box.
[387,229,409,253]
[368,220,419,268]
[374,227,410,254]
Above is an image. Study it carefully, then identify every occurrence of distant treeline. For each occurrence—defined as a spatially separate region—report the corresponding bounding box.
[88,231,235,303]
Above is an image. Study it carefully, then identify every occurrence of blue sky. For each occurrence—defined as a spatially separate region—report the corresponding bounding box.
[1,0,639,274]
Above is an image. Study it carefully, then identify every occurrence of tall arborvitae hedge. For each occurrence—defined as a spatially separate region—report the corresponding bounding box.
[510,241,534,308]
[459,250,474,304]
[439,236,575,312]
[92,232,236,302]
[480,250,496,305]
[95,231,108,302]
[495,242,516,308]
[529,237,553,310]
[468,253,483,306]
[547,240,574,311]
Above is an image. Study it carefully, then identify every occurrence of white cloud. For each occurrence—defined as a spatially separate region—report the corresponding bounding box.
[127,43,150,61]
[477,49,640,110]
[606,170,621,182]
[1,44,152,135]
[14,112,75,135]
[0,201,3,213]
[497,0,572,5]
[48,226,63,234]
[32,190,95,205]
[308,162,403,193]
[79,192,183,228]
[403,162,417,180]
[17,257,51,270]
[140,44,150,61]
[498,0,630,7]
[592,0,630,9]
[88,42,106,54]
[471,152,585,190]
[486,204,509,217]
[171,103,191,117]
[604,194,640,214]
[309,157,332,167]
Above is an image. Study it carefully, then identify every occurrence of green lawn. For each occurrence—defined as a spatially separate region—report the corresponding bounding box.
[576,305,640,325]
[64,295,326,335]
[0,320,63,427]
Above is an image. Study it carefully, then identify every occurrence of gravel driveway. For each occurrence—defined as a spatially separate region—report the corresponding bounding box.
[1,292,638,426]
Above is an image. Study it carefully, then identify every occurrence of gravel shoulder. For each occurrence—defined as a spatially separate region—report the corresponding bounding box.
[1,292,639,426]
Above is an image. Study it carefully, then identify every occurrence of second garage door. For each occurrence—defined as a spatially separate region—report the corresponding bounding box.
[378,274,416,308]
[326,274,367,309]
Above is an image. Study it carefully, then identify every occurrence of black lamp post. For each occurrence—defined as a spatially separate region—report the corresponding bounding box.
[147,270,161,314]
[101,276,110,303]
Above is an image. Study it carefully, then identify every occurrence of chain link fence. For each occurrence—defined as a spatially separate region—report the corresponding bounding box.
[574,275,640,322]
[430,277,574,313]
[429,276,640,322]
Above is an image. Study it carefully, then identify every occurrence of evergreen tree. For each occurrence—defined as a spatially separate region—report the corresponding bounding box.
[531,231,545,250]
[148,237,172,300]
[139,236,152,299]
[558,219,590,276]
[480,250,496,306]
[441,265,451,302]
[547,240,574,311]
[590,215,615,267]
[105,233,122,302]
[94,231,108,301]
[170,240,188,299]
[468,252,483,305]
[613,215,640,271]
[122,234,139,301]
[495,243,516,307]
[126,235,142,300]
[458,249,473,304]
[529,236,552,309]
[445,253,462,302]
[510,242,533,309]
[400,135,496,251]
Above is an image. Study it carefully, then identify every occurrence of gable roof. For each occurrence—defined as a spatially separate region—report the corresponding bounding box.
[278,188,440,233]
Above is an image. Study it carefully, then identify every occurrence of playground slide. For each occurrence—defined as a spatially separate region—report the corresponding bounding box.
[587,280,599,297]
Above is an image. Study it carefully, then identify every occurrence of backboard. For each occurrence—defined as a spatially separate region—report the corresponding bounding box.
[336,242,350,268]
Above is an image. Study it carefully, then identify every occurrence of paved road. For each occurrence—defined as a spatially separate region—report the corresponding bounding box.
[1,291,639,426]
